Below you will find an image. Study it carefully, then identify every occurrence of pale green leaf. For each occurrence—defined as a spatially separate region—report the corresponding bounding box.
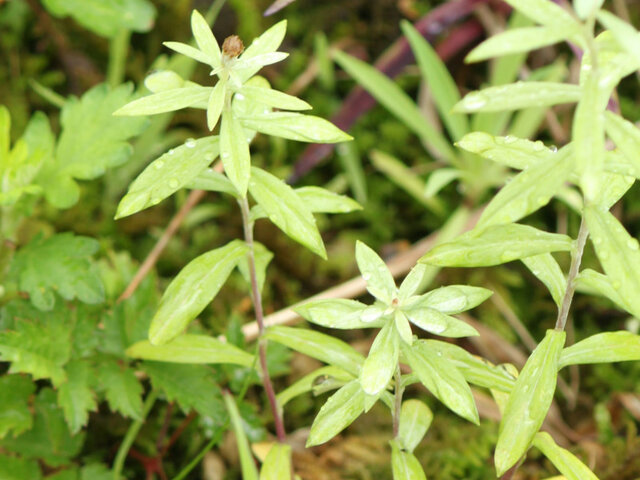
[456,132,554,170]
[604,111,640,178]
[239,112,351,143]
[220,109,251,195]
[57,360,96,434]
[502,0,581,30]
[407,285,493,314]
[424,168,461,198]
[532,432,599,480]
[595,171,634,210]
[559,331,640,368]
[294,298,384,329]
[420,224,573,267]
[113,86,211,116]
[277,366,354,407]
[224,393,259,480]
[249,167,326,258]
[237,20,288,83]
[574,0,604,19]
[575,269,629,311]
[239,84,311,110]
[403,342,479,423]
[522,254,567,308]
[356,241,396,304]
[495,329,565,476]
[186,167,237,197]
[237,241,273,293]
[116,136,219,218]
[144,70,185,92]
[391,441,427,480]
[0,375,35,439]
[398,264,428,301]
[597,11,640,67]
[397,399,433,452]
[260,443,291,480]
[360,321,399,396]
[148,240,248,345]
[265,326,364,376]
[207,80,225,130]
[453,82,581,113]
[191,9,220,66]
[295,186,362,214]
[306,380,365,446]
[163,41,214,66]
[403,306,478,338]
[395,310,413,345]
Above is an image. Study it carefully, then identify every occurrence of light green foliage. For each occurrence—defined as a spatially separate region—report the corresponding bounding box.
[238,112,351,143]
[604,111,640,178]
[293,187,362,214]
[359,321,399,396]
[95,358,143,419]
[295,299,384,329]
[9,233,104,311]
[0,375,35,438]
[559,331,640,368]
[391,440,427,480]
[224,393,258,480]
[532,432,598,479]
[397,399,433,452]
[356,241,396,304]
[521,254,567,308]
[259,444,292,480]
[597,11,640,66]
[276,366,354,408]
[220,109,251,195]
[501,0,581,30]
[456,132,554,170]
[57,361,97,434]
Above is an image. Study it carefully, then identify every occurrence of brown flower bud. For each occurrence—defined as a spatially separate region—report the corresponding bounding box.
[222,35,244,58]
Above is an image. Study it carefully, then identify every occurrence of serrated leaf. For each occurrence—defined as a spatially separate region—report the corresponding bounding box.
[186,167,237,197]
[522,254,567,308]
[128,334,254,367]
[236,20,287,83]
[502,0,580,30]
[57,360,97,434]
[403,342,479,424]
[408,285,493,315]
[277,366,354,407]
[597,11,640,67]
[96,358,143,419]
[0,375,35,439]
[220,109,251,196]
[390,440,427,480]
[355,241,396,304]
[41,0,155,37]
[191,9,220,66]
[116,136,220,218]
[238,112,351,143]
[0,455,41,480]
[558,331,640,368]
[453,82,581,113]
[397,399,433,452]
[249,167,326,258]
[420,224,573,267]
[113,86,211,116]
[265,326,364,376]
[239,84,311,111]
[575,268,629,311]
[403,305,478,338]
[495,329,565,476]
[259,443,291,480]
[149,240,248,345]
[532,432,598,480]
[584,205,640,319]
[359,321,399,396]
[295,186,362,213]
[604,112,640,178]
[223,393,258,480]
[456,132,553,170]
[306,380,365,446]
[295,298,383,329]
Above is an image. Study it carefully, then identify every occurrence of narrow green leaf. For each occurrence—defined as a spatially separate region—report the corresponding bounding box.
[249,167,326,258]
[391,441,427,480]
[191,9,220,66]
[306,380,365,446]
[259,443,292,480]
[164,41,214,66]
[559,331,640,368]
[186,167,238,197]
[237,20,287,83]
[113,86,212,116]
[220,109,251,196]
[265,326,364,376]
[604,111,640,178]
[532,432,598,480]
[239,112,351,143]
[401,21,468,140]
[597,11,640,67]
[398,264,428,301]
[420,224,573,267]
[424,168,461,198]
[224,393,259,480]
[403,306,478,338]
[584,205,640,319]
[237,241,273,293]
[277,366,354,407]
[403,342,479,424]
[57,360,96,434]
[295,298,384,329]
[239,84,311,110]
[408,285,492,315]
[495,329,566,476]
[453,82,581,113]
[395,310,413,345]
[359,321,399,396]
[333,50,454,160]
[295,186,362,213]
[502,0,581,30]
[116,136,219,218]
[397,399,433,452]
[456,132,554,170]
[522,254,567,308]
[128,334,254,367]
[594,171,634,210]
[149,240,248,344]
[144,70,184,92]
[356,241,396,304]
[207,80,225,130]
[575,268,629,311]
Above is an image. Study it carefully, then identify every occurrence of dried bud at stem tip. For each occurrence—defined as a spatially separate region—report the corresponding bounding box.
[222,35,244,58]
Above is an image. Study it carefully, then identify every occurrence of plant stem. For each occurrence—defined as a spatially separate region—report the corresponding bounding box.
[392,364,404,438]
[239,197,287,443]
[555,216,589,331]
[112,389,159,480]
[107,28,131,87]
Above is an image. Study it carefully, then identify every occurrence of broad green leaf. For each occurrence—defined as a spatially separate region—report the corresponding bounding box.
[41,0,155,37]
[391,441,427,480]
[333,50,454,160]
[532,432,598,480]
[57,360,97,434]
[295,186,362,213]
[265,326,364,376]
[191,9,220,66]
[495,329,565,476]
[403,342,479,424]
[407,285,493,315]
[584,205,640,319]
[397,399,433,452]
[219,109,251,195]
[116,136,220,218]
[502,0,581,30]
[186,167,237,197]
[149,240,248,345]
[239,85,311,111]
[0,375,35,439]
[113,86,211,116]
[259,443,291,480]
[559,331,640,368]
[597,11,640,66]
[522,254,567,308]
[604,111,640,178]
[575,268,628,311]
[306,380,365,446]
[477,147,573,227]
[224,393,258,480]
[420,224,573,267]
[239,112,351,143]
[453,82,581,113]
[456,132,554,170]
[295,298,384,329]
[356,241,396,304]
[401,21,468,140]
[249,167,326,258]
[467,26,572,63]
[236,20,287,83]
[0,455,41,480]
[207,80,226,130]
[360,321,399,396]
[276,366,354,407]
[403,306,478,338]
[96,358,143,419]
[237,241,273,293]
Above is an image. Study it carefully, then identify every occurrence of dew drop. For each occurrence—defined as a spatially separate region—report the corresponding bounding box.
[185,138,196,148]
[235,93,245,100]
[550,145,558,153]
[168,149,175,155]
[362,273,372,281]
[504,135,516,144]
[204,153,215,162]
[627,238,639,250]
[154,160,165,169]
[436,351,443,357]
[168,178,179,189]
[221,152,230,159]
[612,280,622,290]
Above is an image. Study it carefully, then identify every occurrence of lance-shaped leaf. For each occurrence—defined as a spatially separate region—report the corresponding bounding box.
[532,432,598,480]
[558,331,640,369]
[249,167,326,258]
[295,298,384,329]
[164,41,213,66]
[456,132,554,170]
[403,342,479,424]
[238,84,311,111]
[224,393,258,480]
[575,269,629,311]
[453,82,581,113]
[239,112,351,143]
[420,224,573,267]
[186,167,238,197]
[356,241,396,304]
[522,254,567,308]
[391,441,427,480]
[604,111,640,178]
[145,70,185,92]
[220,109,251,196]
[207,80,226,130]
[501,0,580,30]
[574,0,604,19]
[593,171,634,211]
[295,186,362,214]
[407,285,493,315]
[598,11,640,67]
[265,326,364,376]
[191,9,220,66]
[127,334,254,367]
[360,321,399,396]
[585,205,640,319]
[277,366,353,407]
[397,399,433,452]
[307,380,365,446]
[403,306,478,338]
[495,329,565,476]
[477,149,573,227]
[259,443,292,480]
[113,86,212,116]
[148,240,248,345]
[236,20,287,83]
[116,136,220,218]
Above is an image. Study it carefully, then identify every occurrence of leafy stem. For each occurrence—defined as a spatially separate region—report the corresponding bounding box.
[392,363,404,438]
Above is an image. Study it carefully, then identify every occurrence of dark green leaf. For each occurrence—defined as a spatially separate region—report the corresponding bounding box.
[96,358,143,419]
[57,360,97,434]
[0,455,41,480]
[0,374,35,438]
